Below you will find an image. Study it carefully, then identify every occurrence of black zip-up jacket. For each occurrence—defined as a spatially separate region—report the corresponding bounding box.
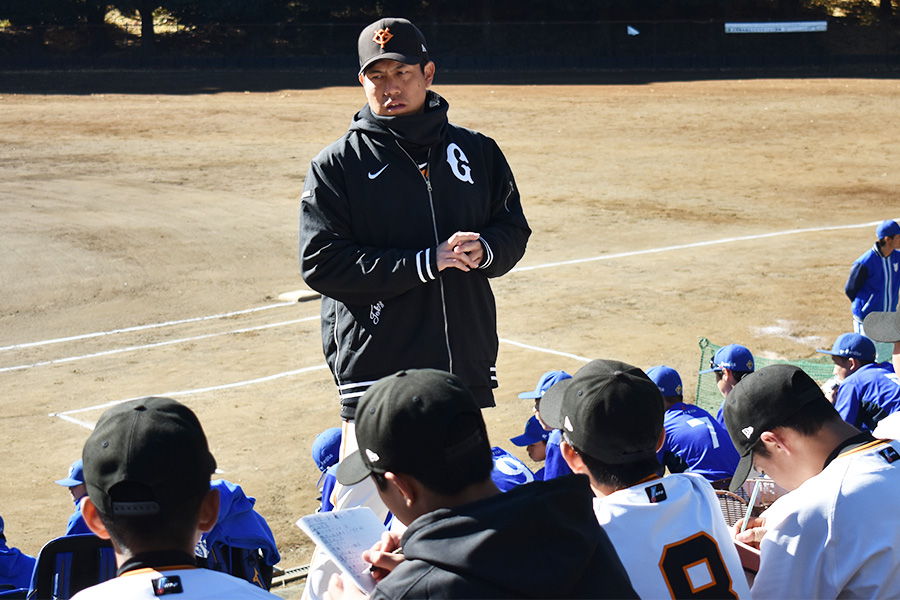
[299,93,530,419]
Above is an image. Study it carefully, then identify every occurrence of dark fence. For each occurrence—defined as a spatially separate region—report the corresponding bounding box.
[1,20,899,71]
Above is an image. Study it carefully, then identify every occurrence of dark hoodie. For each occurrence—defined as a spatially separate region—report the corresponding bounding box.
[371,475,637,599]
[300,91,531,419]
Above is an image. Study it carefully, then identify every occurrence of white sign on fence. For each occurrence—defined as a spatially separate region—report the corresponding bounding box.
[725,21,828,34]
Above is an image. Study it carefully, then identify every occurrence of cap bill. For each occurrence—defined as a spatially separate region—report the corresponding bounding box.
[55,477,82,487]
[510,433,540,446]
[729,453,754,493]
[537,379,572,430]
[335,450,371,486]
[517,390,541,400]
[863,312,900,344]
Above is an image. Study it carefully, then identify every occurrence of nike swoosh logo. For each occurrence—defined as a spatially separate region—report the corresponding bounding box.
[368,165,389,179]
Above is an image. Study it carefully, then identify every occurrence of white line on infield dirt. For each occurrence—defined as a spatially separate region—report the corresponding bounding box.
[50,340,584,428]
[51,364,331,429]
[1,316,318,373]
[0,301,296,353]
[509,219,886,273]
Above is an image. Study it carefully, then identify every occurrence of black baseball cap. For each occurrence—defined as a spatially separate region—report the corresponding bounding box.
[83,397,217,516]
[358,18,429,75]
[723,364,824,492]
[336,369,489,485]
[540,359,665,464]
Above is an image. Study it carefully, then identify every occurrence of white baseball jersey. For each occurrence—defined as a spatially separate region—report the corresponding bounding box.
[594,472,751,599]
[751,438,900,599]
[70,566,278,599]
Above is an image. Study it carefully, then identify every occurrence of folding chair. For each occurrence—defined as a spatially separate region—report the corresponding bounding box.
[715,490,749,527]
[198,543,273,591]
[27,535,115,600]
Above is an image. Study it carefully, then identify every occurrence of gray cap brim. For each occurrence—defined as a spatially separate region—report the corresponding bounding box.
[335,450,372,486]
[863,311,900,344]
[537,379,573,430]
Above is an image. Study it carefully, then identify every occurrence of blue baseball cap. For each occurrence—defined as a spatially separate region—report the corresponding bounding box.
[699,344,755,375]
[646,365,683,397]
[816,333,876,362]
[518,370,573,400]
[876,219,900,239]
[509,415,550,447]
[311,427,342,472]
[55,459,85,487]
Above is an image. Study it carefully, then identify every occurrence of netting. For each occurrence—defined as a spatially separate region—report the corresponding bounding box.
[693,337,894,414]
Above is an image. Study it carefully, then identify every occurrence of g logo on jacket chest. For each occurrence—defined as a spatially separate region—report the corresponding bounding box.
[446,143,474,184]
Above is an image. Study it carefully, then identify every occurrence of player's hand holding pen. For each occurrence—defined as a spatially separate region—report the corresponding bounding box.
[364,531,405,582]
[731,516,767,549]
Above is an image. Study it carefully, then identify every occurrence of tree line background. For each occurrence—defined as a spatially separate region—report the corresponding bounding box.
[1,0,898,68]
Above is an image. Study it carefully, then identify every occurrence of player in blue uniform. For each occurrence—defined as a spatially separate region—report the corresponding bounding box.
[55,459,93,536]
[647,365,739,483]
[845,219,900,335]
[518,370,573,480]
[0,515,36,591]
[817,332,900,430]
[509,415,549,480]
[311,427,342,513]
[699,343,755,427]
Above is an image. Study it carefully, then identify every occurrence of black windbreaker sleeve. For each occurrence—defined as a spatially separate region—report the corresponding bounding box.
[474,138,530,277]
[299,156,440,306]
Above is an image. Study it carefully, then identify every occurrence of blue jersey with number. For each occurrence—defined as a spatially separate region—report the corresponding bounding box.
[835,362,900,430]
[658,402,739,482]
[490,446,535,491]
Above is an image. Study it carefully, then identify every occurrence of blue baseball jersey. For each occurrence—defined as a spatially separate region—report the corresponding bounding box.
[490,446,535,491]
[542,429,573,480]
[319,465,338,513]
[658,402,739,482]
[64,503,93,537]
[845,245,900,323]
[834,362,900,430]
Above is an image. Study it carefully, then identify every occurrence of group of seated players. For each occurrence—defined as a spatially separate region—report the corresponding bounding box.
[3,314,900,599]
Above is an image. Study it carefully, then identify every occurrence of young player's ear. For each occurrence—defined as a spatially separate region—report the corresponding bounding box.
[197,487,220,533]
[759,430,787,454]
[385,472,416,506]
[655,428,666,452]
[81,497,111,540]
[559,440,584,474]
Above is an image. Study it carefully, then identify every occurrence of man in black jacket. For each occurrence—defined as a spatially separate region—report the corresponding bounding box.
[299,19,530,599]
[327,369,637,600]
[299,17,530,419]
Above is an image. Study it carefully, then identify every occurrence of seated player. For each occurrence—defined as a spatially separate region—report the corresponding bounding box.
[726,365,900,598]
[311,427,342,512]
[541,359,751,599]
[518,370,573,480]
[817,332,900,431]
[647,365,739,482]
[509,415,549,480]
[328,368,637,600]
[0,515,36,591]
[55,459,93,536]
[699,344,755,427]
[73,397,277,599]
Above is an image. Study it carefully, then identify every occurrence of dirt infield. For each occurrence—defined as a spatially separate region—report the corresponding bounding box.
[2,70,899,582]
